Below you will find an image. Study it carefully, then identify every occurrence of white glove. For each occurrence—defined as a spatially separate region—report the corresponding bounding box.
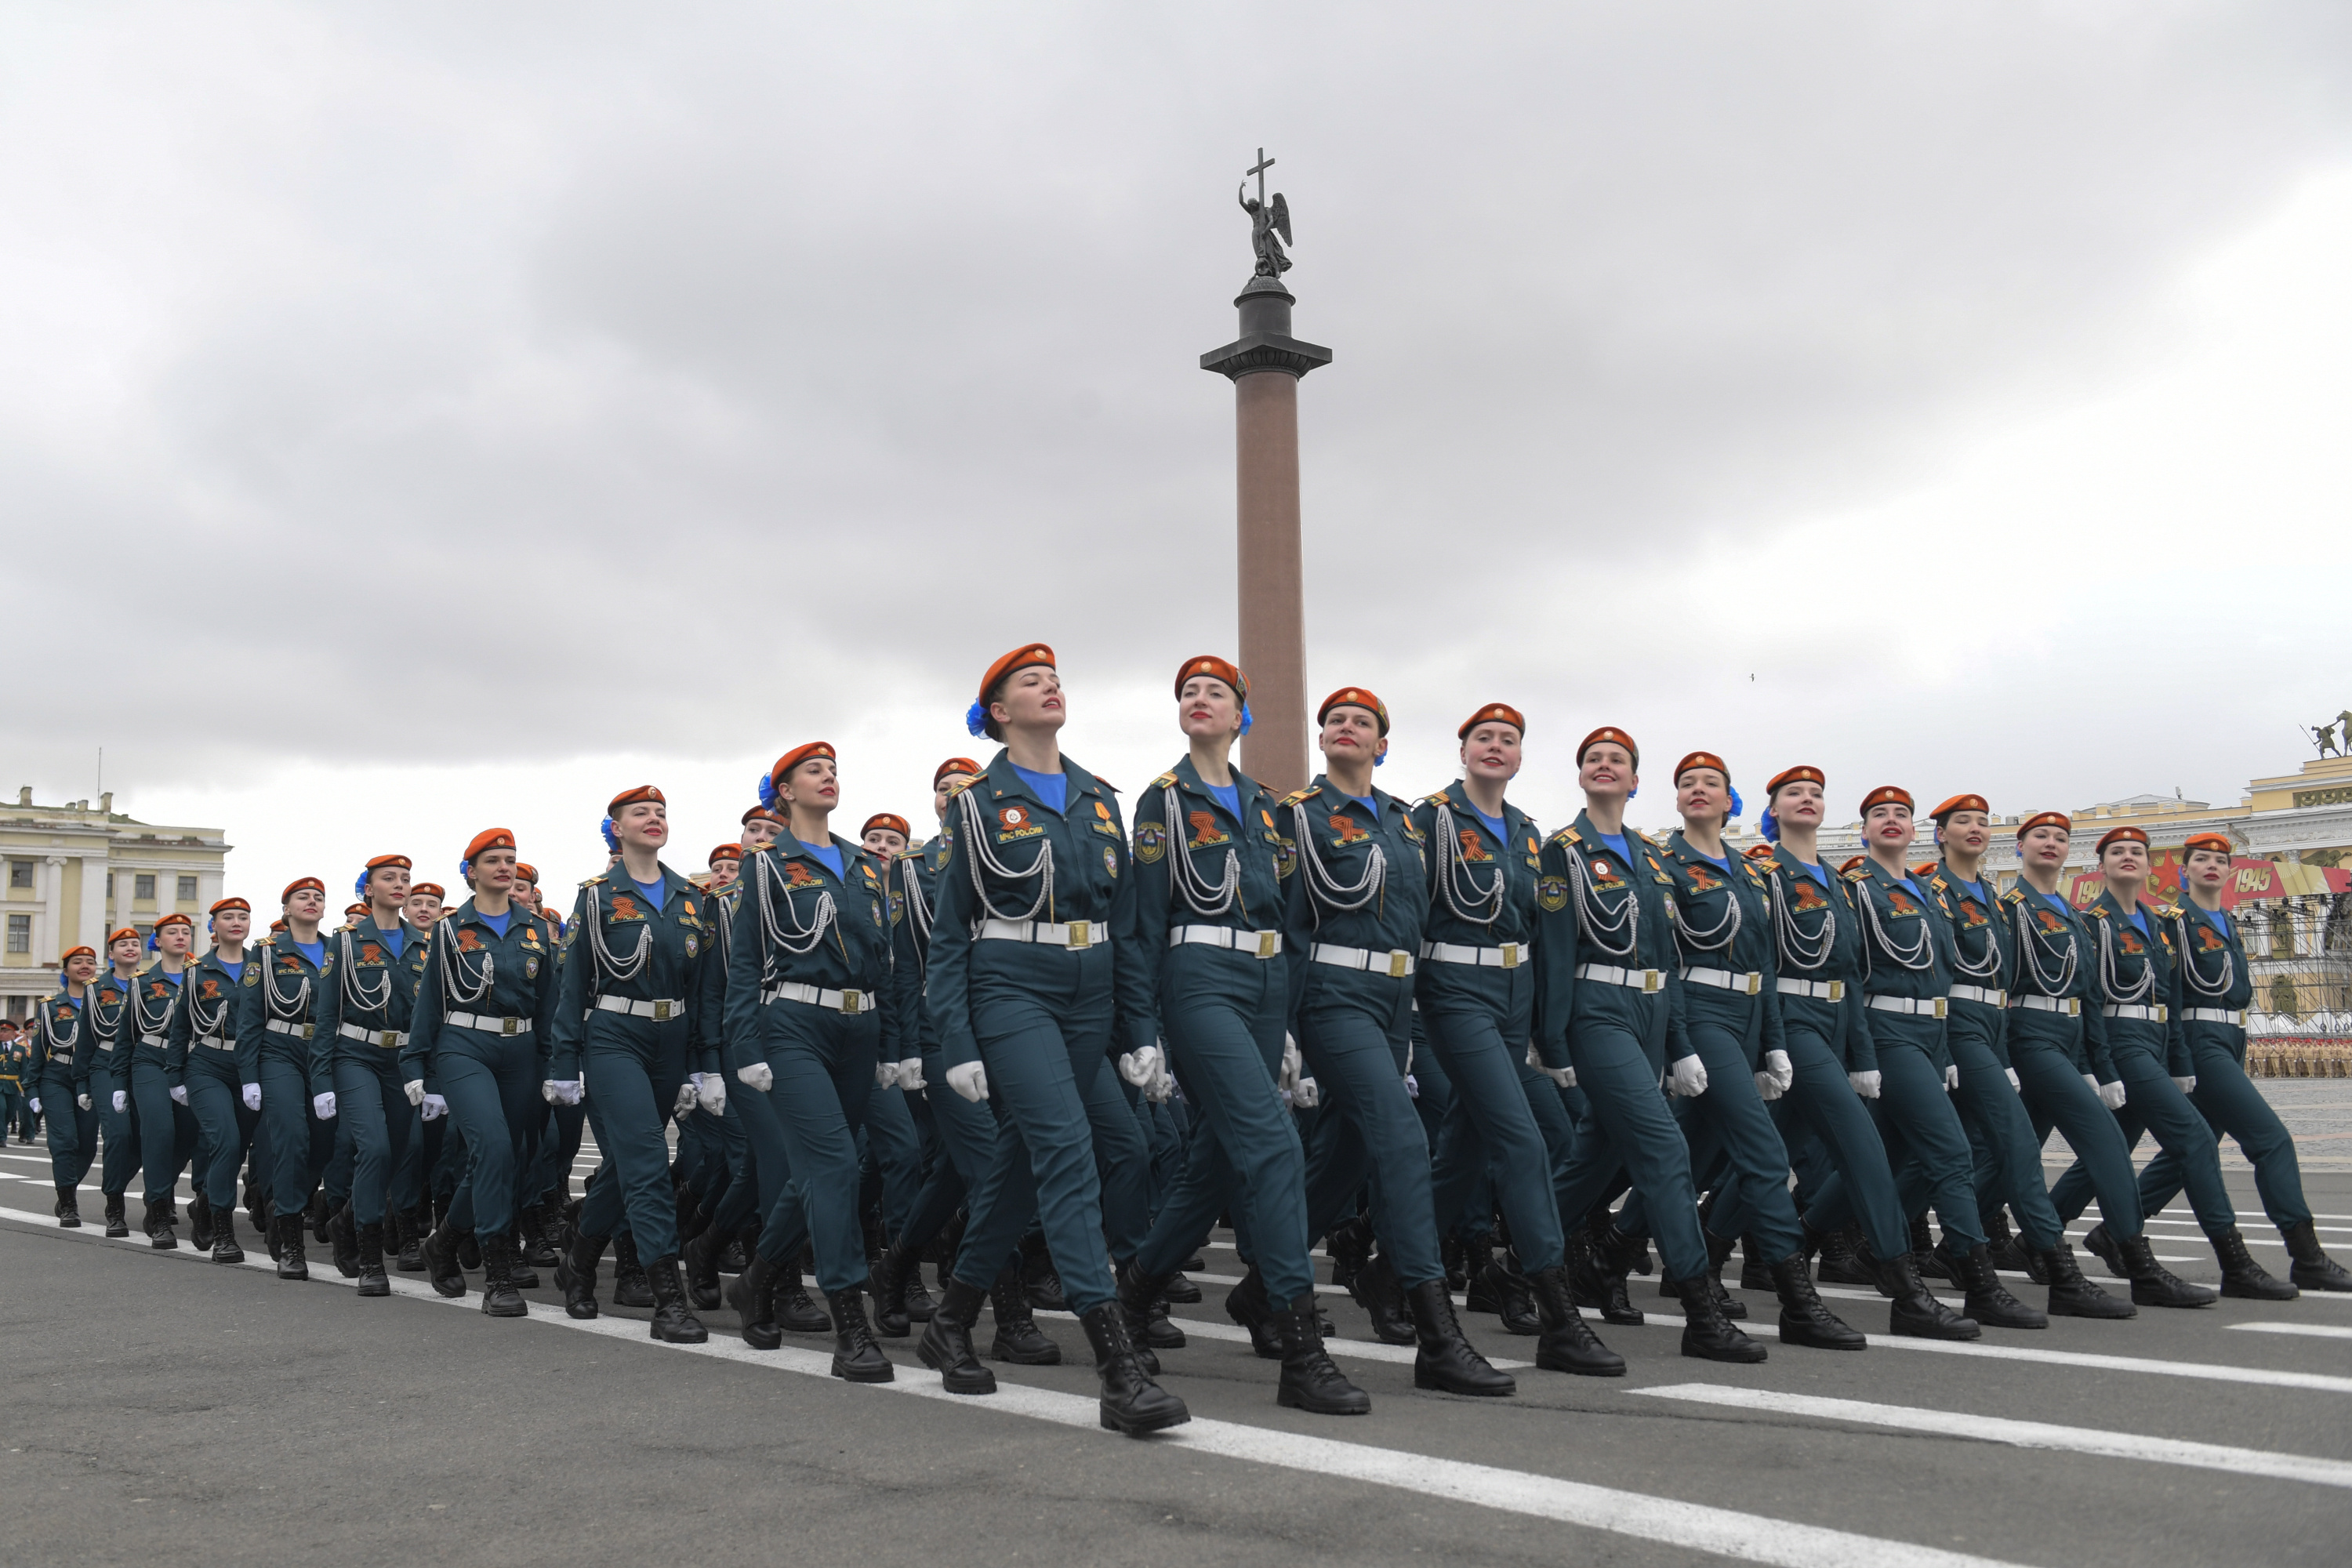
[1279,1035,1303,1094]
[895,1057,925,1091]
[696,1074,726,1114]
[241,1082,261,1112]
[1403,1073,1420,1099]
[737,1062,775,1093]
[673,1080,699,1117]
[1848,1069,1882,1099]
[1142,1056,1174,1102]
[946,1061,989,1103]
[1118,1044,1163,1088]
[1753,1069,1784,1102]
[1292,1076,1320,1109]
[2082,1073,2101,1096]
[27,1097,38,1114]
[2172,1075,2197,1094]
[1668,1054,1709,1098]
[874,1060,898,1088]
[1944,1065,1960,1092]
[2005,1068,2021,1091]
[544,1080,583,1106]
[421,1092,448,1121]
[168,1087,187,1107]
[2097,1078,2128,1111]
[404,1079,426,1107]
[76,1093,92,1111]
[111,1091,127,1113]
[1525,1042,1574,1089]
[312,1092,337,1120]
[1763,1049,1793,1094]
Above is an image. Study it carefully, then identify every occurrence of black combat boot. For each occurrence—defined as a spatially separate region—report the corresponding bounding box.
[456,1229,482,1272]
[1080,1302,1190,1436]
[1116,1260,1186,1353]
[1406,1278,1515,1395]
[274,1214,309,1281]
[1771,1254,1867,1348]
[478,1232,527,1317]
[2104,1228,2219,1308]
[520,1204,561,1268]
[1874,1250,1980,1339]
[1221,1262,1281,1359]
[2211,1227,2296,1301]
[1572,1225,1644,1326]
[144,1198,178,1250]
[355,1220,390,1298]
[306,1188,332,1245]
[1704,1229,1747,1319]
[826,1287,894,1382]
[1441,1232,1467,1292]
[209,1206,244,1265]
[1812,1219,1873,1286]
[728,1251,783,1350]
[421,1222,469,1298]
[1911,1215,1952,1280]
[1326,1214,1373,1293]
[779,1259,833,1333]
[680,1224,725,1312]
[1982,1207,2031,1271]
[55,1185,81,1229]
[2284,1219,2352,1291]
[2041,1241,2133,1319]
[1738,1235,1774,1292]
[1530,1261,1626,1376]
[1350,1250,1417,1346]
[1272,1292,1370,1414]
[103,1195,129,1238]
[1479,1248,1541,1335]
[1018,1232,1065,1312]
[396,1206,428,1272]
[902,1256,938,1322]
[867,1241,921,1338]
[1671,1272,1766,1363]
[1461,1235,1499,1315]
[611,1232,655,1308]
[988,1267,1062,1365]
[1948,1241,2045,1329]
[187,1190,212,1250]
[646,1254,709,1344]
[918,1276,995,1393]
[328,1202,360,1279]
[555,1229,606,1319]
[1160,1269,1201,1305]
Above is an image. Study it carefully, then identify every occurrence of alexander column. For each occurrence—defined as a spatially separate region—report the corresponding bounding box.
[1201,149,1330,797]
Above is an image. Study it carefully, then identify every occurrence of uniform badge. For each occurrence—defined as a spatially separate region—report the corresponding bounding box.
[2194,927,2226,953]
[199,979,220,1001]
[871,899,884,927]
[1134,822,1167,863]
[996,805,1044,842]
[1327,814,1370,847]
[243,966,261,986]
[1103,845,1120,879]
[1261,809,1276,829]
[2118,931,2145,956]
[1456,829,1491,862]
[1537,876,1568,912]
[2033,909,2065,935]
[1095,801,1112,821]
[1590,857,1621,884]
[360,943,383,965]
[785,862,821,887]
[684,935,699,957]
[1686,864,1726,893]
[1790,879,1830,913]
[610,895,646,923]
[1887,889,1920,917]
[1187,811,1231,849]
[525,955,541,978]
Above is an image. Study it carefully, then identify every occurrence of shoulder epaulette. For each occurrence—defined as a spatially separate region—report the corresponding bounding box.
[1153,771,1178,789]
[581,873,607,887]
[943,776,978,801]
[2158,902,2184,919]
[1549,826,1582,848]
[256,934,278,949]
[1911,862,1937,879]
[1744,844,1777,863]
[1840,858,1869,880]
[1418,791,1450,807]
[2001,887,2026,906]
[1277,785,1319,808]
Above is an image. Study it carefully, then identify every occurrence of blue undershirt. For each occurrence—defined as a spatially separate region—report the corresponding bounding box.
[1348,795,1381,822]
[1208,783,1242,824]
[631,875,667,913]
[1011,764,1067,815]
[2127,907,2148,936]
[479,909,511,938]
[162,967,187,986]
[292,938,325,970]
[800,840,844,880]
[1599,831,1629,866]
[1955,877,1986,903]
[1792,858,1828,885]
[1476,808,1512,849]
[377,925,405,960]
[2212,908,2231,937]
[1700,851,1730,872]
[2041,891,2071,918]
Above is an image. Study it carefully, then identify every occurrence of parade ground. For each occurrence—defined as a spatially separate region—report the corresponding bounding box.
[3,1082,2347,1568]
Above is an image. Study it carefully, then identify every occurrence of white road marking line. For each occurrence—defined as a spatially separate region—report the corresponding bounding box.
[1632,1382,2352,1490]
[2228,1321,2352,1341]
[0,1206,2030,1568]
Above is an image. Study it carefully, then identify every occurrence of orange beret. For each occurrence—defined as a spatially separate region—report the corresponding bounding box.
[740,805,781,829]
[1766,765,1824,797]
[1462,703,1528,740]
[1744,843,1777,861]
[2095,826,2149,856]
[934,757,982,788]
[2015,811,2072,841]
[207,898,248,916]
[270,919,286,931]
[769,743,835,789]
[1174,655,1249,702]
[344,903,369,917]
[709,843,743,866]
[281,877,325,903]
[1928,794,1989,822]
[107,926,140,946]
[1317,687,1389,735]
[1574,725,1634,764]
[365,853,412,873]
[861,814,911,840]
[2182,832,2233,858]
[60,945,96,966]
[1674,751,1730,784]
[1859,786,1913,815]
[514,864,539,886]
[1839,855,1868,874]
[463,829,516,863]
[608,784,665,814]
[979,644,1056,703]
[409,884,445,900]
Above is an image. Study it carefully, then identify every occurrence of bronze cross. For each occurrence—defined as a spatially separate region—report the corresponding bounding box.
[1247,148,1275,205]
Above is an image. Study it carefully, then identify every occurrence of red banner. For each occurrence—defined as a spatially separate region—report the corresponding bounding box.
[2060,854,2350,911]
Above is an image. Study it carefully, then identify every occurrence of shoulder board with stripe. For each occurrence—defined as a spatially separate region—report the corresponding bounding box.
[1911,862,1938,879]
[2158,902,2184,919]
[1153,771,1178,789]
[1841,865,1871,883]
[2001,887,2027,906]
[1418,792,1450,806]
[1276,786,1319,808]
[1548,826,1581,848]
[943,776,978,801]
[580,874,606,887]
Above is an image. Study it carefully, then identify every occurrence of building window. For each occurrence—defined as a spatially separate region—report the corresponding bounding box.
[176,875,198,902]
[8,861,31,889]
[106,872,114,897]
[5,914,28,953]
[135,873,156,902]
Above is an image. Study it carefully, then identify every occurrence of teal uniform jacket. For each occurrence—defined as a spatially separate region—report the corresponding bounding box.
[698,880,743,1065]
[0,1036,29,1094]
[2084,888,2188,1076]
[891,833,952,1051]
[1410,781,1547,1049]
[1922,860,2016,1066]
[925,752,1152,1073]
[1848,858,1952,1008]
[1660,831,1787,1061]
[84,972,138,1100]
[166,950,246,1085]
[550,864,717,1080]
[1748,848,1874,1071]
[312,915,430,1094]
[118,964,187,1081]
[2169,898,2252,1051]
[30,989,86,1091]
[1278,775,1428,1024]
[2001,884,2115,1081]
[237,934,328,1083]
[1531,812,1695,1071]
[722,833,907,1075]
[400,901,563,1088]
[1127,755,1290,1044]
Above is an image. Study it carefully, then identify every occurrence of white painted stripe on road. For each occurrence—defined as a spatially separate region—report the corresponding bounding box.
[0,1205,2029,1568]
[1634,1382,2352,1489]
[2228,1321,2352,1341]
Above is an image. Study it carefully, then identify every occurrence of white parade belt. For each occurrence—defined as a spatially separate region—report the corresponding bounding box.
[198,1034,234,1052]
[763,982,870,1014]
[1311,943,1414,978]
[264,1020,315,1040]
[1430,940,1530,970]
[595,996,687,1022]
[445,1011,533,1035]
[978,917,1104,950]
[339,1022,408,1049]
[1948,984,2005,1007]
[1776,978,1845,1001]
[1576,962,1661,992]
[140,1032,170,1048]
[2184,1007,2248,1026]
[2009,995,2082,1016]
[1867,995,1947,1018]
[2102,1003,2168,1022]
[1682,967,1762,996]
[1171,926,1283,959]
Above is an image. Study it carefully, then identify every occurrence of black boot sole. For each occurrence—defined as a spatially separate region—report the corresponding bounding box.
[481,1292,528,1318]
[1413,1359,1518,1396]
[2129,1282,2219,1308]
[2048,1287,2135,1320]
[920,1340,996,1393]
[990,1331,1062,1366]
[650,1319,709,1345]
[1890,1307,1980,1340]
[832,1354,895,1383]
[2220,1276,2299,1301]
[356,1273,391,1298]
[1681,1331,1767,1364]
[1778,1316,1867,1350]
[1964,1297,2049,1329]
[1100,1399,1190,1436]
[1276,1381,1371,1415]
[2290,1265,2352,1292]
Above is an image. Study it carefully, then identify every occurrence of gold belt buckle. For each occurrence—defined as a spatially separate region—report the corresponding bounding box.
[1932,998,1948,1020]
[2066,998,2082,1018]
[1827,979,1846,1002]
[1387,950,1410,979]
[653,1000,674,1022]
[1641,968,1662,993]
[2154,1004,2168,1022]
[1066,920,1091,950]
[1258,931,1279,960]
[378,1030,399,1049]
[1743,971,1762,996]
[500,1017,519,1036]
[841,990,863,1014]
[301,1023,314,1040]
[1500,942,1521,971]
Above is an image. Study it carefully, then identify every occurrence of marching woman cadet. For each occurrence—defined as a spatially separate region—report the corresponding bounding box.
[1420,708,1624,1376]
[31,945,100,1226]
[1646,755,1864,1349]
[244,877,338,1279]
[2136,832,2352,1293]
[403,829,564,1316]
[2051,828,2257,1294]
[915,644,1187,1435]
[723,743,905,1381]
[1918,798,2130,1319]
[1117,656,1367,1417]
[314,855,429,1297]
[169,902,258,1261]
[853,811,931,1271]
[88,927,148,1236]
[1281,687,1513,1395]
[2004,813,2212,1308]
[550,786,714,1344]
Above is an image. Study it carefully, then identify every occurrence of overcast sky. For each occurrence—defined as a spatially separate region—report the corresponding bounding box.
[6,2,2350,906]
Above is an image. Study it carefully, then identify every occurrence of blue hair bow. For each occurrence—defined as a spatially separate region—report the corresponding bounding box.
[1760,808,1780,844]
[601,816,619,853]
[1239,702,1254,737]
[757,770,779,810]
[1729,786,1744,819]
[145,930,158,953]
[964,700,989,739]
[457,858,471,880]
[353,871,368,901]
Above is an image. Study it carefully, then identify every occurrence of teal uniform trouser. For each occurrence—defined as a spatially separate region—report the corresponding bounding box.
[39,1067,97,1191]
[2008,1017,2143,1240]
[947,945,1130,1315]
[727,1079,797,1240]
[1804,1014,1987,1249]
[98,1073,140,1199]
[1653,1011,1806,1260]
[2049,1025,2234,1233]
[0,1083,20,1144]
[1135,946,1313,1301]
[753,1000,879,1295]
[1943,1002,2066,1250]
[706,1099,764,1234]
[530,1101,586,1205]
[1408,1010,1454,1153]
[438,1031,543,1240]
[184,1056,258,1210]
[260,1051,335,1219]
[333,1051,415,1226]
[575,1018,693,1256]
[2134,1028,2309,1229]
[863,1082,925,1238]
[1424,975,1566,1273]
[322,1121,355,1207]
[895,1045,1025,1276]
[391,1109,434,1212]
[1704,1008,1908,1258]
[1551,1014,1708,1280]
[1294,975,1444,1289]
[129,1054,198,1205]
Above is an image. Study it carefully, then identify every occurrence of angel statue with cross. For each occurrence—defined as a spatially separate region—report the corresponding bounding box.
[1239,147,1293,279]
